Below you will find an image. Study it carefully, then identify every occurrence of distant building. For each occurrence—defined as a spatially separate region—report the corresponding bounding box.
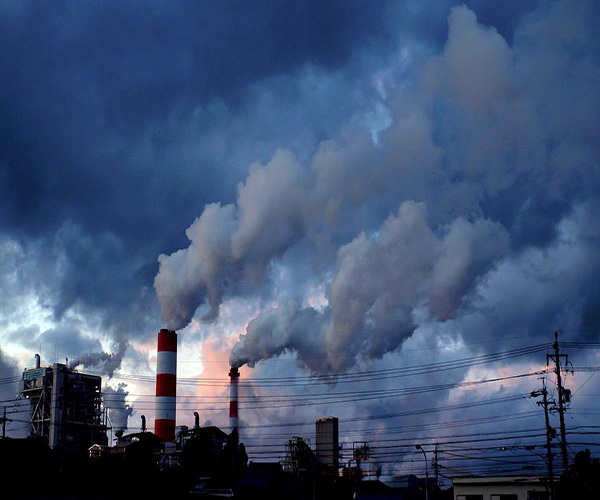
[176,424,229,454]
[19,357,108,450]
[112,431,163,460]
[316,416,339,470]
[453,476,549,500]
[282,436,317,474]
[391,474,426,489]
[88,443,111,460]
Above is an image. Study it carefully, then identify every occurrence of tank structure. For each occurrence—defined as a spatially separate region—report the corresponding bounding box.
[20,356,107,450]
[155,329,177,442]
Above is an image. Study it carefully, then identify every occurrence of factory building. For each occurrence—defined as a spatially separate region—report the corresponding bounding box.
[19,355,108,451]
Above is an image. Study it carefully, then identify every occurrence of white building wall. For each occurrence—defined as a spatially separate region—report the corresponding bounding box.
[454,477,548,500]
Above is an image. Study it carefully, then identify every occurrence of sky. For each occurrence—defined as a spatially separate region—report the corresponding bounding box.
[1,0,600,481]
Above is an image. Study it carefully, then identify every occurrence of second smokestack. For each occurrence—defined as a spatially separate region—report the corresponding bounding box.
[229,367,240,434]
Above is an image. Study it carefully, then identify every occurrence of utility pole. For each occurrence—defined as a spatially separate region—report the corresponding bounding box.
[433,443,439,488]
[548,332,569,473]
[1,406,9,439]
[535,378,555,500]
[416,445,429,500]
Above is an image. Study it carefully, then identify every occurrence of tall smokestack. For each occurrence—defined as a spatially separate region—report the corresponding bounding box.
[229,367,240,434]
[155,329,177,442]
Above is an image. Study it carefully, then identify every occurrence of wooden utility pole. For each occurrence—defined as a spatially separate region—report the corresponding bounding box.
[1,406,9,439]
[548,332,569,473]
[433,443,439,488]
[536,378,555,500]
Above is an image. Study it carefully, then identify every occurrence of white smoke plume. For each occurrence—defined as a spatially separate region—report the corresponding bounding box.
[155,3,600,372]
[103,383,134,434]
[70,340,129,377]
[230,202,508,372]
[154,149,310,329]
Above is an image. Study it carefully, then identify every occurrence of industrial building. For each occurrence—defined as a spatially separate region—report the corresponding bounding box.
[316,416,339,470]
[7,339,443,498]
[6,346,440,499]
[19,355,108,451]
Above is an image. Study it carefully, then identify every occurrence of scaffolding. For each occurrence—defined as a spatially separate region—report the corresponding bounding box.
[20,363,108,450]
[281,437,316,474]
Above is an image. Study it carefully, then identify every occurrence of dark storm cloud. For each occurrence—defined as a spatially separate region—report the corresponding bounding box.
[0,0,391,235]
[0,348,19,396]
[0,348,29,438]
[456,198,600,346]
[386,0,541,48]
[2,0,596,358]
[0,0,396,338]
[19,325,102,362]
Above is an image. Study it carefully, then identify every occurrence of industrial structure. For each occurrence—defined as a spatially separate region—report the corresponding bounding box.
[4,333,586,498]
[229,366,240,434]
[282,436,317,475]
[316,416,339,470]
[19,355,107,450]
[155,328,177,442]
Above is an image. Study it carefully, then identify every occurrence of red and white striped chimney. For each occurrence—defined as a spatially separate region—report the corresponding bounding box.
[229,367,240,433]
[155,329,177,442]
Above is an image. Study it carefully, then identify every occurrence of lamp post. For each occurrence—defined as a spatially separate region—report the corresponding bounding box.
[416,445,429,500]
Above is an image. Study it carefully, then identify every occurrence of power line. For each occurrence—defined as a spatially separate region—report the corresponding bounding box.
[2,343,546,388]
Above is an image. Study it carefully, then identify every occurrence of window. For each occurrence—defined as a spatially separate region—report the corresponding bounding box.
[491,496,518,500]
[457,496,484,500]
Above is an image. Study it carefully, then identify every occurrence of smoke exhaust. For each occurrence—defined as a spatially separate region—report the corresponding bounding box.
[155,329,177,442]
[229,367,240,434]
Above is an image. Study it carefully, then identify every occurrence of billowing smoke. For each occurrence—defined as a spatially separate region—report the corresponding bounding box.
[229,302,326,371]
[230,202,508,372]
[154,150,310,329]
[70,340,129,377]
[155,3,600,373]
[103,383,134,434]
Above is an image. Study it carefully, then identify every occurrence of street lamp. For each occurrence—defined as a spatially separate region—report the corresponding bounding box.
[415,445,429,500]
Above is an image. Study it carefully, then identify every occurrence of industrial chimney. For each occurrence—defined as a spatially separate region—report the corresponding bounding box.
[229,367,240,434]
[155,329,177,442]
